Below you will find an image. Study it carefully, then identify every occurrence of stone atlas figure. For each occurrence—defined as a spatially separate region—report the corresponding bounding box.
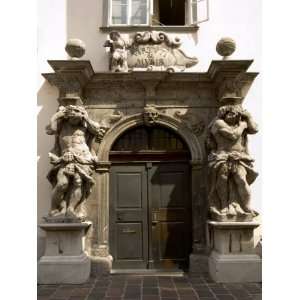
[206,103,259,221]
[46,104,105,220]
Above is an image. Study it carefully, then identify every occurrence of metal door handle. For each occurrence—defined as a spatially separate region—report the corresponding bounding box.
[122,229,136,234]
[152,211,159,225]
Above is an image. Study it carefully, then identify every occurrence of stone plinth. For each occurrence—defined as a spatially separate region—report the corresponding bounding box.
[38,222,91,284]
[208,221,261,283]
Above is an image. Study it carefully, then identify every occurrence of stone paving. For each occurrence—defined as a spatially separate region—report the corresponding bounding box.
[37,273,262,300]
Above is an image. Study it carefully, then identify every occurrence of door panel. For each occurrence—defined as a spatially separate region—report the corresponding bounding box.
[110,165,148,269]
[117,173,142,208]
[150,163,191,269]
[116,223,143,260]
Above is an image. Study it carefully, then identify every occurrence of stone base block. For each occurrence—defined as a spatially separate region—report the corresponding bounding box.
[209,250,261,283]
[189,253,208,274]
[38,253,91,284]
[38,221,91,284]
[91,255,113,278]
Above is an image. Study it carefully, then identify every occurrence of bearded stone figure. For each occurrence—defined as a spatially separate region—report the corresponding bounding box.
[206,104,259,221]
[45,104,105,220]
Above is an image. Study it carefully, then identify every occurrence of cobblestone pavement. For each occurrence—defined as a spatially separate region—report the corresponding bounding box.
[37,273,262,300]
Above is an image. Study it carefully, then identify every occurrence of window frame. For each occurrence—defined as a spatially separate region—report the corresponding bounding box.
[109,0,150,26]
[103,0,209,29]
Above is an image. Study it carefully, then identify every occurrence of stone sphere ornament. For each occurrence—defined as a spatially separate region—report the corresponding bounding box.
[65,39,86,59]
[216,37,236,59]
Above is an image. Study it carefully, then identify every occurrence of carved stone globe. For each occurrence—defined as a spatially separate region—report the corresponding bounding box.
[65,39,86,59]
[216,37,236,59]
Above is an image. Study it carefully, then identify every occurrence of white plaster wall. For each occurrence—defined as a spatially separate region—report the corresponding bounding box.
[37,0,68,258]
[37,0,262,256]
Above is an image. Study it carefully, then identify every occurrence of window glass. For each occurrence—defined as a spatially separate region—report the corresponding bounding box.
[111,126,188,152]
[191,0,198,24]
[131,0,148,24]
[112,0,128,24]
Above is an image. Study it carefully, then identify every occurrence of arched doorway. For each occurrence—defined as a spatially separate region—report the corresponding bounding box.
[109,125,192,270]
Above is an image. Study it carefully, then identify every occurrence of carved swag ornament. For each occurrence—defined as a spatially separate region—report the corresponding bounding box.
[104,31,198,72]
[45,104,107,221]
[206,100,259,222]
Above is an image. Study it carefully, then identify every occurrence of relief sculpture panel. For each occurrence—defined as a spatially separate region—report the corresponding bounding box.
[104,31,198,72]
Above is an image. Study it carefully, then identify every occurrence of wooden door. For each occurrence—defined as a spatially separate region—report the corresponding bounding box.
[109,165,148,269]
[150,163,191,270]
[110,163,191,270]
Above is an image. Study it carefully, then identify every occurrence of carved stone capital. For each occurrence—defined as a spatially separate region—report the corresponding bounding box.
[43,60,94,103]
[95,161,111,173]
[190,160,204,170]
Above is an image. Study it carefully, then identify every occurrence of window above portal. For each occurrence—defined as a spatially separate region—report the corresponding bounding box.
[102,0,209,31]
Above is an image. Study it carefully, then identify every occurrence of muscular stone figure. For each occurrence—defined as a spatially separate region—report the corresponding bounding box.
[104,31,128,72]
[46,105,105,219]
[206,104,259,221]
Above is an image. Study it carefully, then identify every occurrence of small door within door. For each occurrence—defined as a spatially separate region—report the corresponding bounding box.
[110,163,191,270]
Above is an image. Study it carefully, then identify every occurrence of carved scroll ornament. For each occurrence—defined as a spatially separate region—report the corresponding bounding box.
[174,111,205,136]
[104,31,199,72]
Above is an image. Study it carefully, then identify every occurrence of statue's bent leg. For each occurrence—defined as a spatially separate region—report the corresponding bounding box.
[215,164,229,212]
[50,168,69,215]
[233,165,251,212]
[67,173,82,215]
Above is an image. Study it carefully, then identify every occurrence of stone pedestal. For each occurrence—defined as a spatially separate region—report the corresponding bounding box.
[208,221,261,283]
[38,222,91,284]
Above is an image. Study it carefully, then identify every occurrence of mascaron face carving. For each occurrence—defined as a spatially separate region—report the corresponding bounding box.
[143,105,159,126]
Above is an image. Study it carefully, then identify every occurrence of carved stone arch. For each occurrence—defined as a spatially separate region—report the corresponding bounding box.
[94,111,207,262]
[97,112,203,162]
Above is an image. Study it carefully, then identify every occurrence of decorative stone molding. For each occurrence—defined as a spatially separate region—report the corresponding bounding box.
[190,160,204,170]
[104,31,199,72]
[100,111,125,128]
[97,111,203,162]
[95,161,111,173]
[174,110,206,137]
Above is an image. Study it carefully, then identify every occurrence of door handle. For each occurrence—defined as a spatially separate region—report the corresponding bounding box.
[152,211,159,225]
[122,229,136,234]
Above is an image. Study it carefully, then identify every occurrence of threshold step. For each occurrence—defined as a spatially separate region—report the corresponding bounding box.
[110,269,184,276]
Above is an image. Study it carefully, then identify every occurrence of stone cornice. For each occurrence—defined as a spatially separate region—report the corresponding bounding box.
[42,59,259,104]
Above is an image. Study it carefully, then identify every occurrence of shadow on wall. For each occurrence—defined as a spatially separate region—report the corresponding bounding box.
[37,81,58,259]
[67,0,109,71]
